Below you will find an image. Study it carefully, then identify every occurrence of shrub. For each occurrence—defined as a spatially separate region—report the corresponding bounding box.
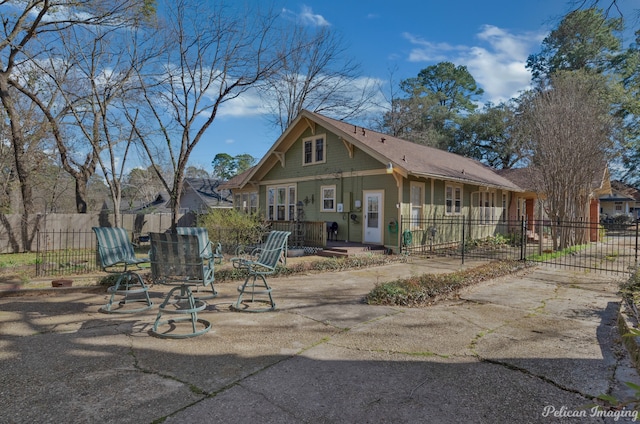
[197,209,268,254]
[213,253,406,283]
[366,260,533,307]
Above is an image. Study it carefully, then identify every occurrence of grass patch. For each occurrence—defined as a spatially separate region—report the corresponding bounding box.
[365,260,534,307]
[0,252,38,268]
[526,244,588,261]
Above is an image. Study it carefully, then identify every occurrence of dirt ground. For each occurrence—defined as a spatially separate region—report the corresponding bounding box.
[0,253,329,292]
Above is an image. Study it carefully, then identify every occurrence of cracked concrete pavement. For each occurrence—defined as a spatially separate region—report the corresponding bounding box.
[1,257,639,423]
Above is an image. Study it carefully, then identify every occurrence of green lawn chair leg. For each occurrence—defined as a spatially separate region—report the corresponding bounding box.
[100,271,153,314]
[151,285,211,339]
[231,274,275,312]
[191,281,218,301]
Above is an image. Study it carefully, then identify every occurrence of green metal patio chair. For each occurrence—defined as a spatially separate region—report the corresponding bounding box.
[176,227,220,298]
[92,227,153,313]
[149,232,214,338]
[230,230,291,312]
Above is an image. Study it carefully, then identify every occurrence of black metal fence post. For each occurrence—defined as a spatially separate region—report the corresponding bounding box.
[35,229,41,277]
[520,217,526,261]
[634,220,639,266]
[461,215,465,265]
[399,215,404,255]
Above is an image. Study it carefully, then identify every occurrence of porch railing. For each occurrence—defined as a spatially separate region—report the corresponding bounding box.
[267,220,326,247]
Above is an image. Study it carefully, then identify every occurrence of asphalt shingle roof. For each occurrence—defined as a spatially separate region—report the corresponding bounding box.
[305,110,522,191]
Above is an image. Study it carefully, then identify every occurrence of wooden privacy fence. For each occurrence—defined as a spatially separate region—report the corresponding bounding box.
[0,212,191,254]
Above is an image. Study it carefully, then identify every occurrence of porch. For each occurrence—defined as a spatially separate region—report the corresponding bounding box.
[318,241,388,258]
[266,220,388,258]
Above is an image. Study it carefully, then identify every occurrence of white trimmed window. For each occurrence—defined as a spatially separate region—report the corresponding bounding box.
[267,185,296,221]
[321,185,336,212]
[502,193,507,222]
[303,135,326,165]
[234,192,258,214]
[445,183,462,215]
[410,182,424,228]
[516,197,526,219]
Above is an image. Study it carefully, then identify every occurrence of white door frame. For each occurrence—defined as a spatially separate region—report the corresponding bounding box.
[363,190,384,244]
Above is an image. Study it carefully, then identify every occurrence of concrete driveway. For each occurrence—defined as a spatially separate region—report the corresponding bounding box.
[0,258,638,423]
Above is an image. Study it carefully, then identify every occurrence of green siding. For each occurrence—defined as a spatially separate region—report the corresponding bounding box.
[263,126,383,182]
[257,125,519,249]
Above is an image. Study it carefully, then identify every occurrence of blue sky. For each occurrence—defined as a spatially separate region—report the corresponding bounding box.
[187,0,635,172]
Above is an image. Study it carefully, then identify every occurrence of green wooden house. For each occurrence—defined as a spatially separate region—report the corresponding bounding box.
[224,110,523,252]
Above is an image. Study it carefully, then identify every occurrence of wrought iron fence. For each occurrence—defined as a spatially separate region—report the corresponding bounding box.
[33,226,277,277]
[400,216,639,274]
[35,230,100,277]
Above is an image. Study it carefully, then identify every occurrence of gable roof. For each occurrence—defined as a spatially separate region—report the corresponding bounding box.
[233,110,522,191]
[497,165,611,197]
[183,178,233,208]
[218,167,255,191]
[601,180,640,202]
[114,178,231,214]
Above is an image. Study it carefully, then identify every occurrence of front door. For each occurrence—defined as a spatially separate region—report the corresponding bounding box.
[363,191,383,244]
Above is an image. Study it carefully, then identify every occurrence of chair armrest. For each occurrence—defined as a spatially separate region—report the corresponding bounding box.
[231,257,250,270]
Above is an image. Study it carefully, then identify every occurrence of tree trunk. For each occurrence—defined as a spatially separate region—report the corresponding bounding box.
[75,179,88,214]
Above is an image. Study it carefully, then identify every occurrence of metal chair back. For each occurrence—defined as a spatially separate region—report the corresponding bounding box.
[93,227,146,271]
[149,232,214,287]
[92,226,152,313]
[253,230,291,273]
[177,226,224,264]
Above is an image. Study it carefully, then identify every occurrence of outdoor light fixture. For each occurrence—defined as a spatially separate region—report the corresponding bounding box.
[386,162,393,174]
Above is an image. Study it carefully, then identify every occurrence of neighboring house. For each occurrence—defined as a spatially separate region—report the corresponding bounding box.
[497,167,611,223]
[497,166,611,242]
[119,178,233,214]
[220,168,258,215]
[600,180,640,221]
[224,109,523,252]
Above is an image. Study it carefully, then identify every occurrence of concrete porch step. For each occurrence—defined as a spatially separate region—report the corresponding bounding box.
[317,245,386,258]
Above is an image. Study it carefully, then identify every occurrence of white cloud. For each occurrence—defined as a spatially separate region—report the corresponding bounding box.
[403,25,547,103]
[282,5,330,27]
[224,138,235,144]
[214,88,269,118]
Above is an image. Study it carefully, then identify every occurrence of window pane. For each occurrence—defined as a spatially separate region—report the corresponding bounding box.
[304,141,312,164]
[316,138,324,162]
[289,186,296,220]
[250,192,257,213]
[445,186,453,214]
[411,185,422,204]
[322,186,335,211]
[368,197,379,228]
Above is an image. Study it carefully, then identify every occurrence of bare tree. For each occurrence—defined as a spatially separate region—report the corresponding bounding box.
[262,23,379,132]
[517,70,617,248]
[131,0,288,229]
[40,17,160,224]
[0,0,154,248]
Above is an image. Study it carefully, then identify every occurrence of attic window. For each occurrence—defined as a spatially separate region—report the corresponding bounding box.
[303,135,326,165]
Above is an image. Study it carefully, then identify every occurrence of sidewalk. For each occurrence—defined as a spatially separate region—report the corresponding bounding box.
[1,257,639,423]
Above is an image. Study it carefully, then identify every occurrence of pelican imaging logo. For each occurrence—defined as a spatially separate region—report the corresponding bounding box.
[542,405,638,421]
